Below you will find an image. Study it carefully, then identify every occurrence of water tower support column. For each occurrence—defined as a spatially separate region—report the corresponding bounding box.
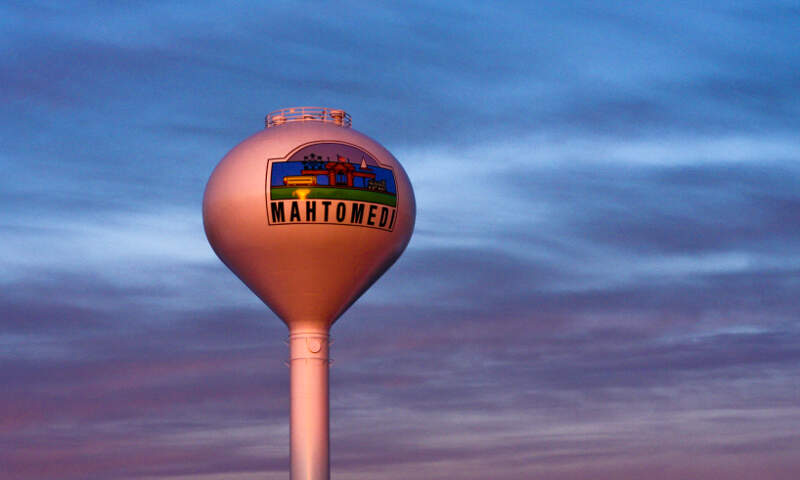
[288,330,330,480]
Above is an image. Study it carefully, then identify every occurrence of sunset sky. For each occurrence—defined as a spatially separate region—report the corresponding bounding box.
[2,1,799,479]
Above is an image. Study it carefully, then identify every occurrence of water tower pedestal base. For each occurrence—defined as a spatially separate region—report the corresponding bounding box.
[288,330,331,480]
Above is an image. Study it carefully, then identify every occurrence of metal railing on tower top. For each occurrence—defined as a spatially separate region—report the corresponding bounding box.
[266,107,352,128]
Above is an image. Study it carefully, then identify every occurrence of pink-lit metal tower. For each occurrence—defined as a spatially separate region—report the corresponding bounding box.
[203,107,415,480]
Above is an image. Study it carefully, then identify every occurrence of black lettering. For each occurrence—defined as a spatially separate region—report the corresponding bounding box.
[270,202,285,223]
[290,201,301,222]
[351,203,365,224]
[322,201,331,221]
[389,209,396,229]
[336,202,346,222]
[367,205,377,225]
[305,201,316,221]
[379,207,389,227]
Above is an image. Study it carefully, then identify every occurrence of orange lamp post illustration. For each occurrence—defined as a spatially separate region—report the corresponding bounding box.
[203,107,416,480]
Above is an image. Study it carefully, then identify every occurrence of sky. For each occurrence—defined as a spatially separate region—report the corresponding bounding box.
[1,1,799,479]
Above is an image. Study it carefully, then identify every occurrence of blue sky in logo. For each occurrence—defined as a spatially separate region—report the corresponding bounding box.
[2,2,800,479]
[271,160,396,192]
[270,144,397,192]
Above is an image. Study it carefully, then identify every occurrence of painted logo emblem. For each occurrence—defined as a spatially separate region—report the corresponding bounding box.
[266,143,398,231]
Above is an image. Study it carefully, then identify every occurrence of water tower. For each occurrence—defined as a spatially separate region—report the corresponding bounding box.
[203,107,415,480]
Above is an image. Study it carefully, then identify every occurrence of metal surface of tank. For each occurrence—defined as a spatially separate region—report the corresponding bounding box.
[203,107,415,480]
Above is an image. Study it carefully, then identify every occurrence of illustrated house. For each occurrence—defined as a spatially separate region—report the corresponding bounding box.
[300,154,376,188]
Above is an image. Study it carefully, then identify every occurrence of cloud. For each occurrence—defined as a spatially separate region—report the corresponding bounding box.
[2,1,800,478]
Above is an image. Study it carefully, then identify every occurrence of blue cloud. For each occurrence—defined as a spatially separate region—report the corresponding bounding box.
[2,1,800,478]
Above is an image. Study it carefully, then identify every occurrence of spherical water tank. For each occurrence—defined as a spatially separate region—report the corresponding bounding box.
[203,107,415,480]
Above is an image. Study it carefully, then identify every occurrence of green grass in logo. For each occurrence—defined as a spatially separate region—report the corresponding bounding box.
[271,187,397,207]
